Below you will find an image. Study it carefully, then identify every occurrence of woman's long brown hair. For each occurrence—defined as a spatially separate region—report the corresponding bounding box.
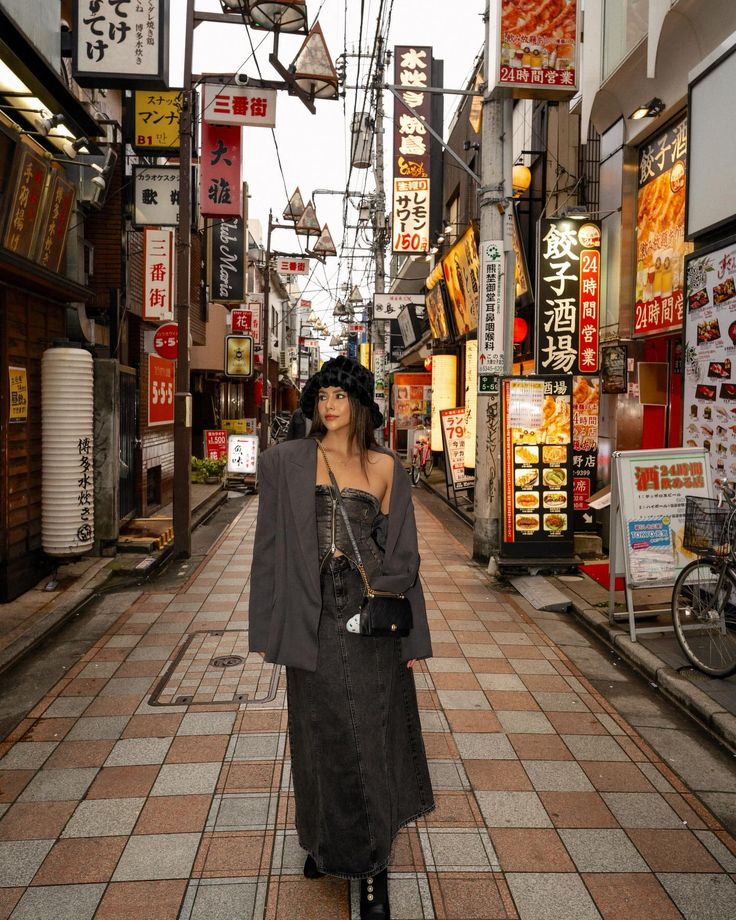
[309,392,377,468]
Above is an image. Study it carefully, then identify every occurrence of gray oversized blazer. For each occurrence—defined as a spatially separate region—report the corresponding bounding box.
[248,437,432,671]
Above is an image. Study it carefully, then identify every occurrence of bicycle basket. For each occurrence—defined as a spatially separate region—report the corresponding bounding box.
[683,496,731,556]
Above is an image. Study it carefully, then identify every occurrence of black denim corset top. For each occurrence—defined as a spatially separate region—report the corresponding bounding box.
[315,485,384,570]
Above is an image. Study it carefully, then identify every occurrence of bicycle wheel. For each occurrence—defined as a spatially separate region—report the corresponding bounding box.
[410,456,420,485]
[423,453,434,477]
[671,558,736,677]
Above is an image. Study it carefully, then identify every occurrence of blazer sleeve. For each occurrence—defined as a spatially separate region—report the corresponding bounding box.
[248,450,277,651]
[398,493,433,662]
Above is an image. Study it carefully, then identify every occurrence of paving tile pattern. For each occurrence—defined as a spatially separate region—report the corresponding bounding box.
[0,498,735,918]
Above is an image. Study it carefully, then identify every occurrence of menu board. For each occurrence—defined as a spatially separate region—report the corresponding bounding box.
[501,376,574,559]
[683,236,736,488]
[440,408,475,492]
[601,345,627,394]
[227,434,258,476]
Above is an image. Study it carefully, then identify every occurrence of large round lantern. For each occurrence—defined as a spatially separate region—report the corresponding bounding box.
[513,317,528,344]
[42,343,94,556]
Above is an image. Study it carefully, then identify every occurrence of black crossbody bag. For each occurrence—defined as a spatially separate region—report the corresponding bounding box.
[318,443,413,638]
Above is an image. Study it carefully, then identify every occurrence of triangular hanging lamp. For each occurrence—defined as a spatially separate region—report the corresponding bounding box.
[349,285,363,303]
[283,187,305,221]
[295,200,321,235]
[312,224,337,257]
[290,22,339,100]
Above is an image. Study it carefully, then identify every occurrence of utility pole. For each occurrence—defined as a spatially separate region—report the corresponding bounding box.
[372,37,389,442]
[173,0,194,558]
[259,211,273,454]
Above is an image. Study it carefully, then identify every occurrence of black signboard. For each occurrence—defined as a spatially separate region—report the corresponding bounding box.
[601,344,628,394]
[207,213,246,304]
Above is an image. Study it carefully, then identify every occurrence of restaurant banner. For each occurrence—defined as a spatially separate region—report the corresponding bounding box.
[392,46,432,254]
[36,172,76,274]
[133,166,180,227]
[601,344,628,394]
[204,429,228,460]
[133,90,183,151]
[501,376,574,559]
[572,376,599,531]
[200,119,242,219]
[207,188,247,303]
[424,281,452,340]
[440,408,475,493]
[202,83,276,128]
[683,234,736,488]
[143,228,175,322]
[73,0,169,89]
[442,227,480,336]
[478,240,505,375]
[2,146,49,259]
[490,0,579,97]
[148,354,174,426]
[634,115,689,336]
[536,218,601,375]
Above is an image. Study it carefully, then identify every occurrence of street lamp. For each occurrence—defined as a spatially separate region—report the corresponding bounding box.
[288,23,339,100]
[221,0,309,34]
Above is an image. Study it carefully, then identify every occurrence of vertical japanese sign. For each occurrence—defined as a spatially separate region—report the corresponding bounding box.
[572,376,600,531]
[227,434,259,475]
[207,192,247,303]
[200,119,242,219]
[8,367,28,422]
[76,435,94,544]
[392,45,432,254]
[491,0,579,96]
[204,430,228,460]
[635,116,689,336]
[442,227,480,336]
[143,228,175,321]
[36,172,76,274]
[425,280,451,340]
[133,90,183,151]
[2,146,49,259]
[133,166,180,226]
[73,0,169,88]
[202,83,277,128]
[148,354,174,426]
[536,218,601,375]
[478,240,505,376]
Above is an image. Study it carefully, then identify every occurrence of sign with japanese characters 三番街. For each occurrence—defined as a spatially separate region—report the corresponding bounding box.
[202,83,276,128]
[536,218,601,376]
[200,118,242,219]
[143,228,175,322]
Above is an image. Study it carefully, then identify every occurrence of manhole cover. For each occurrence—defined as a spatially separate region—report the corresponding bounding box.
[678,666,710,683]
[212,655,245,668]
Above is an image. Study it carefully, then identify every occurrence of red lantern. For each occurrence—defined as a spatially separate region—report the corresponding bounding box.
[513,317,528,344]
[424,356,433,371]
[253,376,264,405]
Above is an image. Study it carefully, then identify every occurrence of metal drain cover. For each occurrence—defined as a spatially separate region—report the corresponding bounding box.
[211,655,246,668]
[678,666,710,683]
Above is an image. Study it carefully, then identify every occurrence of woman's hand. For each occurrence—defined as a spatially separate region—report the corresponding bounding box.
[406,659,416,669]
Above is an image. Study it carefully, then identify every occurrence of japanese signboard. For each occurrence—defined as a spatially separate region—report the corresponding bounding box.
[440,408,475,492]
[2,146,49,259]
[143,228,175,322]
[72,0,169,89]
[207,197,247,303]
[75,434,94,546]
[36,172,76,274]
[490,0,579,98]
[601,344,628,394]
[276,257,309,275]
[536,218,601,375]
[8,366,28,422]
[397,305,421,347]
[501,376,574,559]
[148,354,174,426]
[464,340,478,469]
[153,322,178,360]
[133,90,183,151]
[227,434,259,476]
[425,280,451,340]
[200,120,242,219]
[204,429,228,460]
[442,227,480,336]
[133,166,180,227]
[572,376,599,531]
[612,448,711,587]
[392,45,432,253]
[683,234,736,488]
[478,240,505,376]
[635,115,689,336]
[225,334,253,377]
[373,293,422,321]
[202,83,276,128]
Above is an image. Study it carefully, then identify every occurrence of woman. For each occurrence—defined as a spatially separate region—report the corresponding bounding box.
[249,356,434,919]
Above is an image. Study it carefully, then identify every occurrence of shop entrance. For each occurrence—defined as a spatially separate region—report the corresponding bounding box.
[639,334,683,450]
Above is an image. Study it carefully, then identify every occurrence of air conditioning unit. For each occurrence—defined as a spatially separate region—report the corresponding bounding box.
[279,349,288,371]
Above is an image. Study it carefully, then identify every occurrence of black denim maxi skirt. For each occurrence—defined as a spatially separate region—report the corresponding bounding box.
[286,555,435,879]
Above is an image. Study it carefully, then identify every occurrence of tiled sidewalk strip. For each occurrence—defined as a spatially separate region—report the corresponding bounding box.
[0,498,734,918]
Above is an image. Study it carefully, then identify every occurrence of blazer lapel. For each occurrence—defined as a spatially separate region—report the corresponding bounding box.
[286,440,320,593]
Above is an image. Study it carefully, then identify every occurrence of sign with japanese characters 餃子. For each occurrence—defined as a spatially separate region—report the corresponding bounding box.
[143,228,175,322]
[133,90,183,151]
[478,240,505,376]
[72,0,169,89]
[133,166,180,227]
[536,218,601,376]
[200,118,242,219]
[202,83,276,128]
[392,45,433,254]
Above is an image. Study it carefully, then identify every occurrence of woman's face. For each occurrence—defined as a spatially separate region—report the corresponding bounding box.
[317,386,351,432]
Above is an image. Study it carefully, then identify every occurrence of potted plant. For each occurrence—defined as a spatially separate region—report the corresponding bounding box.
[191,457,226,484]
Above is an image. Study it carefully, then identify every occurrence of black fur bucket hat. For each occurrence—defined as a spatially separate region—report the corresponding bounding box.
[300,355,384,429]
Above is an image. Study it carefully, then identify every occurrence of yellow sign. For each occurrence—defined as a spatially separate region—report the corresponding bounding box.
[360,342,372,370]
[442,226,480,336]
[9,366,28,422]
[133,90,183,151]
[225,334,253,377]
[222,418,247,434]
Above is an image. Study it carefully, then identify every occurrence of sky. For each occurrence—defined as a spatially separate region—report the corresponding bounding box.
[171,0,485,338]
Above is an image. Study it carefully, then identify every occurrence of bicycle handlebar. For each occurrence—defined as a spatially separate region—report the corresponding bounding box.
[714,479,736,508]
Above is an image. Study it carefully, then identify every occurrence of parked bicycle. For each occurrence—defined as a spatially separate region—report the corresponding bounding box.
[410,427,434,485]
[671,483,736,677]
[269,413,290,444]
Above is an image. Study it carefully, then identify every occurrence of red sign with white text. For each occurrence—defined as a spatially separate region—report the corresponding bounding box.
[202,83,277,128]
[231,309,252,333]
[153,322,178,360]
[200,118,242,219]
[578,249,600,373]
[143,228,175,321]
[204,429,228,460]
[148,355,175,426]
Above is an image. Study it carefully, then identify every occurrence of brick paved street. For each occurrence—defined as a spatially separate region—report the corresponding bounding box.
[0,495,735,919]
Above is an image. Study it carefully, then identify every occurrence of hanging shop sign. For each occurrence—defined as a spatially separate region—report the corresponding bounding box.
[202,83,277,128]
[572,376,600,532]
[133,166,180,227]
[440,408,475,493]
[601,344,628,394]
[536,218,601,375]
[373,293,423,320]
[442,227,480,336]
[398,305,422,347]
[425,280,452,340]
[511,205,533,309]
[200,120,242,219]
[392,45,433,254]
[634,115,689,336]
[8,366,28,423]
[234,296,263,345]
[36,172,76,274]
[683,233,736,488]
[142,228,175,322]
[207,195,247,303]
[148,354,174,426]
[133,89,183,151]
[501,376,574,559]
[227,434,259,476]
[72,0,169,89]
[2,146,49,260]
[153,322,178,360]
[276,256,309,275]
[489,0,579,98]
[225,334,253,377]
[204,429,228,460]
[478,240,505,376]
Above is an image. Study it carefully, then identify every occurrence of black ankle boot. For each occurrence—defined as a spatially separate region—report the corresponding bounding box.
[360,869,390,919]
[303,854,325,879]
